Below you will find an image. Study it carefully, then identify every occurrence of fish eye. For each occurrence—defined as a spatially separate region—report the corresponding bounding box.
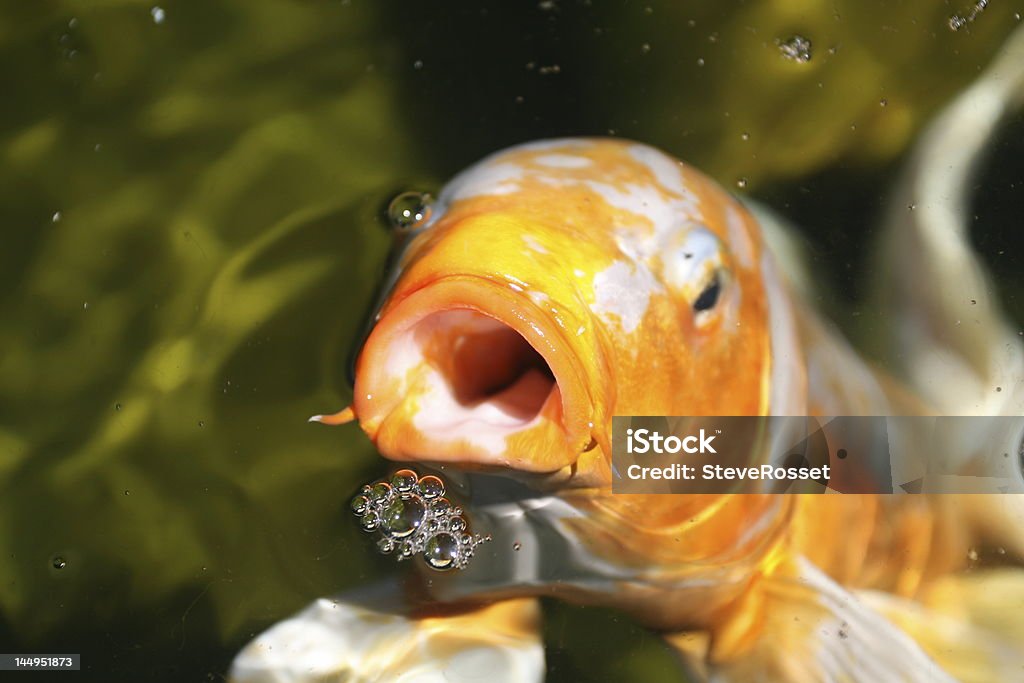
[387,191,434,232]
[693,271,723,314]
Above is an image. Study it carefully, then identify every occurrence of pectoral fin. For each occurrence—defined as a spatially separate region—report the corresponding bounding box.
[863,568,1024,683]
[664,557,955,682]
[230,579,543,683]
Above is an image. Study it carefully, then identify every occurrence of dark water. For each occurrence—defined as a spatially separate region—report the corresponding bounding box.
[0,1,1022,680]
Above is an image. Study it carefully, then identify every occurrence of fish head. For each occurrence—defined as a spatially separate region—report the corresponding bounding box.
[343,139,774,486]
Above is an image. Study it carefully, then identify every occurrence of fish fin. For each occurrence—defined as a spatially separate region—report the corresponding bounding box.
[666,556,955,683]
[308,405,355,425]
[230,580,543,683]
[876,24,1024,417]
[861,568,1024,683]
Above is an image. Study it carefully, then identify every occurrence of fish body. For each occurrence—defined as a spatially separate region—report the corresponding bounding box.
[344,135,957,605]
[233,27,1024,682]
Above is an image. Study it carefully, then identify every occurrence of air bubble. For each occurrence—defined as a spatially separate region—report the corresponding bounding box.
[382,497,425,539]
[948,1,990,31]
[151,6,165,24]
[777,35,812,63]
[391,469,417,493]
[369,482,393,503]
[352,471,488,572]
[52,556,67,570]
[425,533,458,570]
[359,512,380,532]
[736,178,748,189]
[418,475,445,499]
[387,192,434,232]
[350,494,370,516]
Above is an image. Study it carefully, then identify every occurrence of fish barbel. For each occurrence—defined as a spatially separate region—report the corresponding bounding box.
[232,26,1024,683]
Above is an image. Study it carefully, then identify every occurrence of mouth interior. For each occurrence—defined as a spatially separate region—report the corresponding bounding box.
[409,309,559,439]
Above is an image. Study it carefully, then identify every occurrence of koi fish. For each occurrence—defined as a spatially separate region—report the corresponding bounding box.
[231,26,1024,683]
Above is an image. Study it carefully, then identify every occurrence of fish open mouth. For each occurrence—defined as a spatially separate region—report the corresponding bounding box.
[352,278,593,471]
[413,309,557,428]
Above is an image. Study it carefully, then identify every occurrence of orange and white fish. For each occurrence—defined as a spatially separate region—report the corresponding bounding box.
[231,28,1024,683]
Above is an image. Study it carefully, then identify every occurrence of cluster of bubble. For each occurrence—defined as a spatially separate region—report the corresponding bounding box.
[350,469,490,571]
[777,34,812,63]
